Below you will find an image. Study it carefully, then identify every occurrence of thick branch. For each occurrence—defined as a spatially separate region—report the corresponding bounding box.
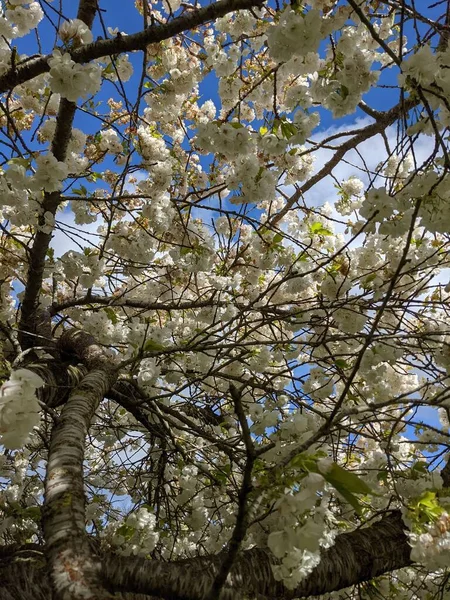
[42,327,117,599]
[0,0,264,93]
[57,328,116,368]
[102,510,411,599]
[31,359,87,408]
[2,510,409,600]
[18,0,98,350]
[76,0,98,28]
[43,367,117,600]
[206,385,256,599]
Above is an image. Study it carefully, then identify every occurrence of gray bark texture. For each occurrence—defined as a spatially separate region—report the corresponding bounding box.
[0,510,411,600]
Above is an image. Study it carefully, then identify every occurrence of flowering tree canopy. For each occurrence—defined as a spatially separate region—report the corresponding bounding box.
[1,0,450,598]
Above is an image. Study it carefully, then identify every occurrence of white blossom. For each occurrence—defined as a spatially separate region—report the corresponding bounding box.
[0,369,44,449]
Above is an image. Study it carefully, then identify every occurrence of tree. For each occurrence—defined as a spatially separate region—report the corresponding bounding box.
[0,0,450,598]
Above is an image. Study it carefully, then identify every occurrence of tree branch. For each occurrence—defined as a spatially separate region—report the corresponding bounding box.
[0,0,265,93]
[50,292,222,315]
[18,0,99,350]
[42,328,117,599]
[205,385,256,599]
[270,96,418,226]
[101,510,411,600]
[0,511,411,600]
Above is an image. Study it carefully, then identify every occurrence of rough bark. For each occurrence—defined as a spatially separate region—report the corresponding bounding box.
[0,510,411,600]
[41,328,118,600]
[43,367,117,600]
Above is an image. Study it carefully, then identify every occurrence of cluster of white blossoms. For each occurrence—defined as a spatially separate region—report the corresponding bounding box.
[194,120,316,205]
[408,513,450,568]
[48,49,102,102]
[347,168,450,237]
[267,473,336,589]
[336,177,365,215]
[57,250,106,289]
[0,369,44,450]
[0,164,34,226]
[137,358,161,389]
[398,44,450,133]
[325,26,381,117]
[37,121,88,175]
[103,54,134,82]
[32,152,69,193]
[333,308,367,335]
[0,149,73,231]
[0,449,43,543]
[0,45,11,76]
[99,128,123,154]
[103,507,159,557]
[400,45,438,88]
[357,354,419,405]
[58,18,93,46]
[359,187,394,221]
[2,1,43,38]
[267,8,323,63]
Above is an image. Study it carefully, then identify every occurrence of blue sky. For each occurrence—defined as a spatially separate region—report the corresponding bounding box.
[11,0,440,183]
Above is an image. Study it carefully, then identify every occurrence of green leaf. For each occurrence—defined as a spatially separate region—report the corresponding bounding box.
[211,465,231,485]
[273,233,283,244]
[340,84,350,100]
[322,463,373,496]
[116,524,135,540]
[289,453,320,474]
[310,222,324,233]
[361,273,377,288]
[259,125,268,136]
[280,121,297,139]
[411,462,428,477]
[334,359,349,369]
[103,307,118,325]
[309,222,332,236]
[408,490,445,526]
[255,166,265,183]
[416,491,438,509]
[8,157,30,169]
[23,506,41,522]
[320,463,375,514]
[330,483,364,514]
[377,470,389,483]
[103,63,115,75]
[143,339,165,352]
[72,185,88,196]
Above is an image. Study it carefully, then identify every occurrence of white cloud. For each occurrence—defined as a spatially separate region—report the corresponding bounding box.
[299,117,436,209]
[52,206,102,258]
